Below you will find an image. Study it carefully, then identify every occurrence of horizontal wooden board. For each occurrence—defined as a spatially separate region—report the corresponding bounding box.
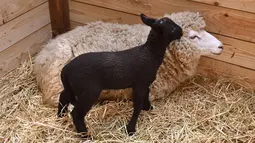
[70,20,83,29]
[0,0,46,25]
[198,57,255,88]
[70,1,140,24]
[74,0,255,43]
[69,2,255,71]
[190,0,255,14]
[0,24,52,77]
[0,2,50,53]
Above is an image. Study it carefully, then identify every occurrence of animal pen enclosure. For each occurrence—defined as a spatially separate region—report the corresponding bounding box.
[0,0,255,142]
[1,0,255,87]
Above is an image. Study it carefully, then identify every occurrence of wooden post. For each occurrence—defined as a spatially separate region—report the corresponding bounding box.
[48,0,70,38]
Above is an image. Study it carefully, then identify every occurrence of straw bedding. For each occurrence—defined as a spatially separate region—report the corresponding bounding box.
[0,58,255,143]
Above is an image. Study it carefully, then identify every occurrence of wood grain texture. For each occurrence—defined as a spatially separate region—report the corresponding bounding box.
[69,3,255,71]
[0,0,46,25]
[48,0,70,37]
[0,2,50,53]
[0,13,3,25]
[198,57,255,88]
[70,20,83,29]
[70,1,140,24]
[0,24,52,77]
[190,0,255,13]
[74,0,255,43]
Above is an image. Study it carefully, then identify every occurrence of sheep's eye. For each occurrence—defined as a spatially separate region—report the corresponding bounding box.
[190,35,200,40]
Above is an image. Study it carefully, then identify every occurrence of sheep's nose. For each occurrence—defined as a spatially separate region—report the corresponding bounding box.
[218,45,224,50]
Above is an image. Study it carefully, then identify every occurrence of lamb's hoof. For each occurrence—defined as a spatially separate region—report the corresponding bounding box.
[142,104,153,111]
[57,112,66,118]
[80,132,91,139]
[77,128,89,138]
[126,125,136,136]
[57,108,68,118]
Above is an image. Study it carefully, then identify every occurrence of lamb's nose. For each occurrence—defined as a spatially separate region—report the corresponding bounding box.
[218,46,224,50]
[179,30,183,37]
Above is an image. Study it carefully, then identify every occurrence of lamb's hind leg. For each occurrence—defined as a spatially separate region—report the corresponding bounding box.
[71,88,101,138]
[142,87,153,111]
[127,84,149,135]
[57,90,70,117]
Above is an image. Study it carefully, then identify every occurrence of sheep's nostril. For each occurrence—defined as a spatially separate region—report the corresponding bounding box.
[218,46,224,50]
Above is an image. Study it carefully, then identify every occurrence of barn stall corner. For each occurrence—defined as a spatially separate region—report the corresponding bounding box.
[0,0,255,142]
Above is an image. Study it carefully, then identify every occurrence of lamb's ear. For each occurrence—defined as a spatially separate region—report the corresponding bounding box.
[140,14,156,27]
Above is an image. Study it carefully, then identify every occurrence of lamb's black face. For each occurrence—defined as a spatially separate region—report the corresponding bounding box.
[141,14,183,41]
[156,17,183,41]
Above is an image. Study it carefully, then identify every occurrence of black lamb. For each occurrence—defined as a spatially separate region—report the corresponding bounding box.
[57,13,183,137]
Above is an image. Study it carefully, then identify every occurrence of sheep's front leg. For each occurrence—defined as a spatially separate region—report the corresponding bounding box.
[142,87,153,111]
[127,85,148,136]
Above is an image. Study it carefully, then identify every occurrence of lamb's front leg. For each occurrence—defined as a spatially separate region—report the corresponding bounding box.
[127,85,148,136]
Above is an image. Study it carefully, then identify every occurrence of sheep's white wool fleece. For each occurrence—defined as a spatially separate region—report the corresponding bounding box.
[34,11,206,107]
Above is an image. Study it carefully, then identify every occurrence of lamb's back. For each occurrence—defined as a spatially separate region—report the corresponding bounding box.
[65,46,160,89]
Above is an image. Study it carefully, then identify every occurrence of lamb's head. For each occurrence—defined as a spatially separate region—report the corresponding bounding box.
[188,30,223,55]
[140,13,183,44]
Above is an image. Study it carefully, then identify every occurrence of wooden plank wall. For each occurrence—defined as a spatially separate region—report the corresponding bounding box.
[68,0,255,88]
[0,0,52,77]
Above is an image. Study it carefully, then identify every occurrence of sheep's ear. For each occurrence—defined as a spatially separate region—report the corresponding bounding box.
[140,13,156,27]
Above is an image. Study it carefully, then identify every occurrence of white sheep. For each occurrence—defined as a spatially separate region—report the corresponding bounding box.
[34,11,224,107]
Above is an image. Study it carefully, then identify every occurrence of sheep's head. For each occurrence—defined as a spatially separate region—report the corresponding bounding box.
[164,12,223,56]
[140,13,183,44]
[187,30,223,55]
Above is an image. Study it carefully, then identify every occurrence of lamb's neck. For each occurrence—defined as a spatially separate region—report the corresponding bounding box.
[145,31,169,58]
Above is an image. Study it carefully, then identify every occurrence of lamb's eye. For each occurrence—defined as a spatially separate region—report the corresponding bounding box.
[160,19,166,24]
[190,35,200,40]
[171,27,176,32]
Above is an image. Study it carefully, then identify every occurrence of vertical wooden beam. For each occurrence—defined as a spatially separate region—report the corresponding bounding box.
[48,0,70,38]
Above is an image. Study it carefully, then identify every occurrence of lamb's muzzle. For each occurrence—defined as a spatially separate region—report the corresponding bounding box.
[57,13,183,138]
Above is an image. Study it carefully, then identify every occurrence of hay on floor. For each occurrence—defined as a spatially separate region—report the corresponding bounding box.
[0,58,255,143]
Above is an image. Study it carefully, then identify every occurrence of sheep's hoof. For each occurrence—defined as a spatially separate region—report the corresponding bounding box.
[126,125,136,136]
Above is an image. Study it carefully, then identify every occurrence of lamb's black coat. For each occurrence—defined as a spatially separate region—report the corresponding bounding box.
[57,14,183,137]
